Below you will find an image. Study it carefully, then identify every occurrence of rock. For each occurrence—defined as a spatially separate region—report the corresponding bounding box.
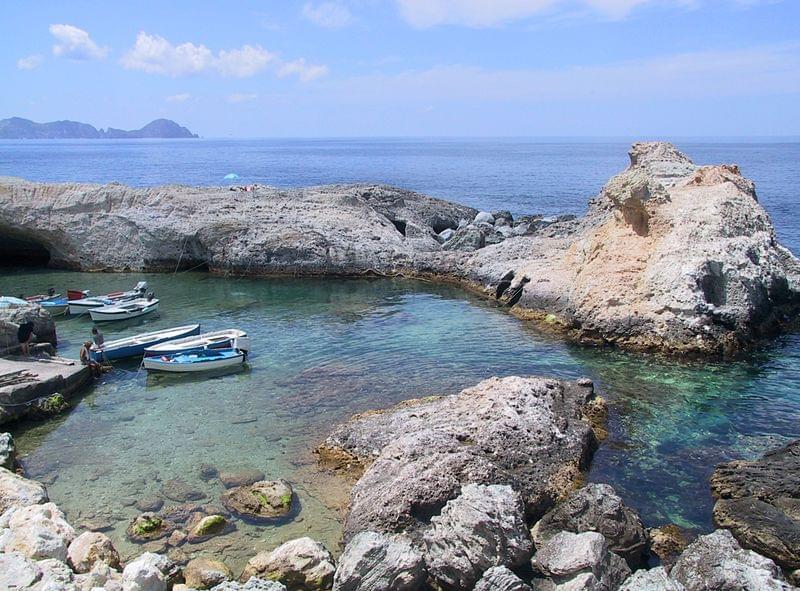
[167,529,188,547]
[37,557,76,588]
[219,469,266,489]
[647,524,691,568]
[136,496,165,513]
[532,531,631,591]
[0,466,48,513]
[0,301,57,354]
[0,502,76,561]
[184,557,234,589]
[122,552,178,591]
[670,529,791,591]
[618,567,685,591]
[441,224,485,251]
[241,537,336,590]
[423,484,532,590]
[126,513,171,542]
[74,560,123,591]
[474,566,531,591]
[162,479,205,502]
[0,551,42,589]
[437,228,455,243]
[493,210,514,226]
[711,440,800,501]
[221,480,294,521]
[188,515,228,542]
[531,483,648,567]
[0,432,16,470]
[474,211,495,225]
[200,464,219,482]
[317,376,600,541]
[713,497,800,571]
[67,531,121,573]
[333,531,424,591]
[211,578,287,591]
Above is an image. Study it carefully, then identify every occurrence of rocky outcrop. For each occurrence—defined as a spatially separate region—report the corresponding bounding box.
[317,376,601,540]
[618,567,685,591]
[2,141,797,355]
[710,440,800,573]
[0,502,75,561]
[66,530,120,573]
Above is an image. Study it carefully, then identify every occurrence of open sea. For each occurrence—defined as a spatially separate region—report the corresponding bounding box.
[0,138,798,571]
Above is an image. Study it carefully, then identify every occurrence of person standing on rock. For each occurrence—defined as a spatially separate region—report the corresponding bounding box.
[16,321,34,356]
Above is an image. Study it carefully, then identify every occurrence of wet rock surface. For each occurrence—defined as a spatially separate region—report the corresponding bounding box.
[221,479,294,521]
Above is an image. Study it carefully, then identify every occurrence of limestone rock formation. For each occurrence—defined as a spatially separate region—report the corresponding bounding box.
[0,467,43,518]
[474,566,532,591]
[332,531,425,591]
[0,302,56,354]
[0,502,75,561]
[241,537,336,590]
[184,557,234,589]
[317,376,600,540]
[211,578,288,591]
[122,551,179,591]
[67,530,120,573]
[618,567,685,591]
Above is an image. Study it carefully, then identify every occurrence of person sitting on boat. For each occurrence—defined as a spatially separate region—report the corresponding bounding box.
[16,321,35,356]
[91,327,104,349]
[79,341,101,377]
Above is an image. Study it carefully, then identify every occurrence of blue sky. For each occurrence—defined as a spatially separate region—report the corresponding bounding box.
[3,0,799,137]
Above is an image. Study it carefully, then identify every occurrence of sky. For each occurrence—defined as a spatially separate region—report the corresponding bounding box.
[2,0,799,137]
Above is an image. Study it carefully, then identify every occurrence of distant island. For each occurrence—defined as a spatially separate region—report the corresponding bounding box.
[0,117,198,139]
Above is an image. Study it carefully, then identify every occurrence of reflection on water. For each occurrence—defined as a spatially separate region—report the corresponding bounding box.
[2,269,799,572]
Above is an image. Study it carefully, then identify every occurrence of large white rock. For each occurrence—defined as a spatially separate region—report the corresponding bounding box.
[36,557,77,590]
[122,552,177,591]
[0,466,49,513]
[0,502,76,561]
[241,537,336,591]
[0,550,42,589]
[619,567,685,591]
[67,531,120,573]
[74,561,123,591]
[333,531,424,591]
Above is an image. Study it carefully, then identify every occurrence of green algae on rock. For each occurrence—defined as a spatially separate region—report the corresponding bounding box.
[221,480,295,522]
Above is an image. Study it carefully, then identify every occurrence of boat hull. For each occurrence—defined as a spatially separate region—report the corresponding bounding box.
[90,301,159,322]
[143,351,245,373]
[143,329,247,357]
[91,324,201,362]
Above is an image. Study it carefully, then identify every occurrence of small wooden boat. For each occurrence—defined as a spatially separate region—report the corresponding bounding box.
[89,298,159,322]
[67,289,90,301]
[90,324,201,362]
[25,291,61,303]
[143,329,248,357]
[40,298,69,316]
[142,348,246,373]
[68,282,148,315]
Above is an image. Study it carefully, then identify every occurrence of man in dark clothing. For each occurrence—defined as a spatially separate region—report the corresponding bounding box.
[91,327,104,348]
[17,321,35,355]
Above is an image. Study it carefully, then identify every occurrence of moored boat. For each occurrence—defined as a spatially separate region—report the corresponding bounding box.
[143,329,248,357]
[40,298,69,316]
[68,282,148,315]
[89,297,159,322]
[142,348,246,372]
[90,324,201,361]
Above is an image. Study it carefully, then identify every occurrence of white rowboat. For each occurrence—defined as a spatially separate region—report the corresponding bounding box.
[68,282,148,315]
[90,324,201,361]
[143,329,248,357]
[89,298,159,322]
[142,348,246,373]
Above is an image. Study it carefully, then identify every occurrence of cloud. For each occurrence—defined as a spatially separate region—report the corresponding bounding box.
[49,24,108,59]
[302,2,354,27]
[17,54,43,70]
[278,58,329,81]
[226,93,258,103]
[121,32,274,77]
[166,93,191,102]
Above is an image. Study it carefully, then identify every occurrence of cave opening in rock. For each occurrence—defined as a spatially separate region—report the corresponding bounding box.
[390,219,407,236]
[0,228,51,267]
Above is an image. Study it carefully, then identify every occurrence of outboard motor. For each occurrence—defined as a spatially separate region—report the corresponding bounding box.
[233,336,251,359]
[135,281,148,294]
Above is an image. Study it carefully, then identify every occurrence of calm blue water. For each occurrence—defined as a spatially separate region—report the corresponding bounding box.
[1,140,798,570]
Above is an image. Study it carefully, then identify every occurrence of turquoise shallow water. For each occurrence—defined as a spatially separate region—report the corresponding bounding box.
[2,269,799,571]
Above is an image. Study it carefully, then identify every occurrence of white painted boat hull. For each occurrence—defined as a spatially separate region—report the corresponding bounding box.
[143,353,245,372]
[89,301,159,322]
[143,329,247,356]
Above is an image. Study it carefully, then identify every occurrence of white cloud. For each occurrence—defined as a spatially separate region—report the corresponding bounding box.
[17,54,43,70]
[121,32,274,78]
[278,58,329,81]
[49,24,108,60]
[227,93,258,103]
[302,2,354,28]
[166,93,191,102]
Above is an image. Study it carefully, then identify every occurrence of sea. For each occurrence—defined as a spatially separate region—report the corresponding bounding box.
[0,138,798,569]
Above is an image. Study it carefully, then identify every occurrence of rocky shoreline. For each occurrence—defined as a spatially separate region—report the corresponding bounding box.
[1,377,798,590]
[2,141,798,356]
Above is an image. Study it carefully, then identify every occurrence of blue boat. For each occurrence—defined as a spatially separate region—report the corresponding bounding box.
[90,324,201,362]
[142,348,246,372]
[40,297,69,316]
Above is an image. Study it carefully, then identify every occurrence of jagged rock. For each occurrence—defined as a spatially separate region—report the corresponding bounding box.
[531,483,648,567]
[241,537,335,590]
[423,484,533,590]
[532,531,631,591]
[618,567,685,591]
[332,531,424,591]
[211,578,287,591]
[188,514,228,542]
[162,478,205,502]
[647,524,691,568]
[317,376,600,541]
[711,440,800,501]
[474,566,532,591]
[442,224,485,251]
[184,557,234,589]
[0,502,76,561]
[74,560,123,591]
[0,431,16,470]
[221,480,294,521]
[670,529,792,591]
[36,557,76,588]
[0,551,42,589]
[219,469,266,489]
[122,552,178,591]
[0,466,48,513]
[67,531,121,573]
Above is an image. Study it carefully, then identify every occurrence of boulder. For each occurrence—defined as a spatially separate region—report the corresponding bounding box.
[162,478,205,502]
[200,464,219,482]
[317,376,600,541]
[219,469,266,489]
[670,529,791,591]
[0,431,16,470]
[67,530,121,573]
[474,566,532,591]
[532,531,631,591]
[0,551,42,589]
[221,480,294,521]
[135,496,165,513]
[211,578,288,591]
[474,211,495,225]
[0,302,57,353]
[618,567,685,591]
[531,483,648,567]
[423,484,533,590]
[441,224,485,251]
[0,502,76,561]
[493,210,514,226]
[647,524,691,568]
[332,530,424,591]
[126,512,172,542]
[188,514,228,542]
[241,537,336,590]
[36,557,76,588]
[122,552,178,591]
[437,228,455,243]
[711,440,800,502]
[184,557,234,589]
[74,560,124,591]
[0,466,48,513]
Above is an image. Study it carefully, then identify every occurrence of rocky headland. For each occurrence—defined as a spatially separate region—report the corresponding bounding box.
[1,141,798,356]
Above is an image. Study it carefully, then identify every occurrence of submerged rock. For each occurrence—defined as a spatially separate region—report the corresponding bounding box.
[184,557,234,589]
[136,496,165,513]
[241,537,336,590]
[318,376,601,540]
[221,479,294,521]
[67,530,120,573]
[647,524,691,568]
[162,478,206,502]
[219,469,266,489]
[0,466,48,513]
[333,531,424,591]
[127,512,172,542]
[423,484,533,590]
[531,483,648,568]
[188,514,228,543]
